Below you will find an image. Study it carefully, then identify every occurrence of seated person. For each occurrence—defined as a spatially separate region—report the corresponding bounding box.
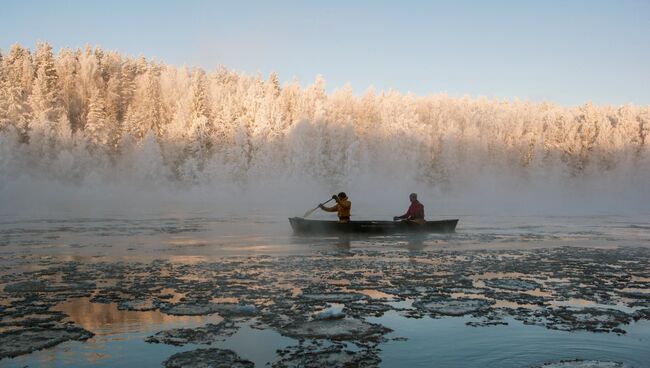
[394,193,425,224]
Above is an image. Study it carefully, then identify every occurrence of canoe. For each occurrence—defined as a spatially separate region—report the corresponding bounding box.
[289,217,458,235]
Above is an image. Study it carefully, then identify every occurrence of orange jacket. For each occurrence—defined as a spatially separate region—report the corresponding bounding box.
[322,196,351,222]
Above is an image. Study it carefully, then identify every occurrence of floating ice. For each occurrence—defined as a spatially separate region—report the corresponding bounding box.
[145,321,238,346]
[280,318,390,341]
[533,359,631,368]
[484,279,541,291]
[413,298,491,316]
[162,348,254,368]
[0,327,94,359]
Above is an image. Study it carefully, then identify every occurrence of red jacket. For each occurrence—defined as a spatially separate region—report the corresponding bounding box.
[399,200,424,220]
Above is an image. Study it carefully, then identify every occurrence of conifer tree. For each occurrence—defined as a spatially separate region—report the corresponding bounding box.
[119,59,138,117]
[85,85,109,147]
[0,49,6,130]
[124,63,165,139]
[189,68,210,121]
[267,71,281,98]
[1,44,33,138]
[56,48,84,132]
[103,51,125,124]
[186,68,212,166]
[30,42,63,124]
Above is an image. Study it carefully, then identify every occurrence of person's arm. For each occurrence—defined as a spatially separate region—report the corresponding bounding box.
[320,204,338,212]
[394,206,413,221]
[321,195,340,212]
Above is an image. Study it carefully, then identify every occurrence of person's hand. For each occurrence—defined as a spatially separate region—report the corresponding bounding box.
[332,195,338,200]
[319,204,324,209]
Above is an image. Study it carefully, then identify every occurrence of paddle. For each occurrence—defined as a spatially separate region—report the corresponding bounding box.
[303,198,335,218]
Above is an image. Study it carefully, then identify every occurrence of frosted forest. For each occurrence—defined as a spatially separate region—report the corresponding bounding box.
[1,42,649,204]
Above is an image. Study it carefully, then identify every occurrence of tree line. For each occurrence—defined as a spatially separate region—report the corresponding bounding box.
[0,42,648,187]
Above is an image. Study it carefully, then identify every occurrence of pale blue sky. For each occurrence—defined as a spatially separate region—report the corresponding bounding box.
[1,0,649,106]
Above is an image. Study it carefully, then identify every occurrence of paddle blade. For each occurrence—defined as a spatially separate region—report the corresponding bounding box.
[303,207,318,218]
[302,198,332,218]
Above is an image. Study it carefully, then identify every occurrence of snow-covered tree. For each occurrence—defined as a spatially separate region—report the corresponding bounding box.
[124,63,166,139]
[189,68,210,121]
[0,44,33,137]
[30,42,63,124]
[0,48,6,130]
[84,84,110,147]
[56,48,83,132]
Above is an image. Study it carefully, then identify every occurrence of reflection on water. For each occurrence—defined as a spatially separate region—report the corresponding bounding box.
[4,297,293,368]
[52,298,223,336]
[356,289,396,300]
[3,298,224,368]
[210,297,239,304]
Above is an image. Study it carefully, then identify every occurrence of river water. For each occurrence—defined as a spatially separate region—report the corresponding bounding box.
[2,211,649,260]
[1,210,649,367]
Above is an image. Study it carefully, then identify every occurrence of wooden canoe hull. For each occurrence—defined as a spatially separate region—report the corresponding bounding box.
[289,217,458,235]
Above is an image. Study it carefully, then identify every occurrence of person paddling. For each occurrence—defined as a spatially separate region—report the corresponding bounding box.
[394,193,425,224]
[319,192,351,223]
